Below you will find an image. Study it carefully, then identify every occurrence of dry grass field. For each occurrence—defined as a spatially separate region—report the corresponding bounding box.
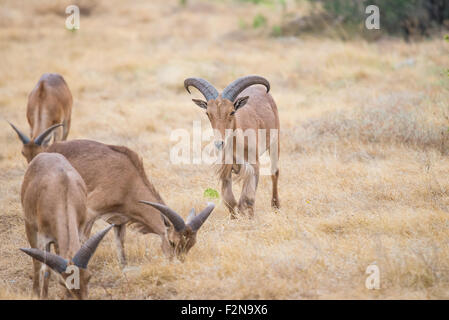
[0,0,448,299]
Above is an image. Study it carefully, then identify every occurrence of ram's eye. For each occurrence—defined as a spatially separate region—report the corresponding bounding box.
[230,111,235,116]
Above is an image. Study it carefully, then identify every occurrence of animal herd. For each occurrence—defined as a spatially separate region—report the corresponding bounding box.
[7,73,281,299]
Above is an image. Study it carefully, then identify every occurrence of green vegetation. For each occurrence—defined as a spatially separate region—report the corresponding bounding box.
[203,188,220,200]
[253,13,268,28]
[310,0,449,39]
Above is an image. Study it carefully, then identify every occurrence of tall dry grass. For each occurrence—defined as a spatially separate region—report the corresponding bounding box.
[0,0,448,299]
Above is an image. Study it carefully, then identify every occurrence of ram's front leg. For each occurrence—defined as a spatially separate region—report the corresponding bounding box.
[39,243,52,299]
[24,223,40,298]
[221,166,238,219]
[113,224,127,268]
[238,163,259,218]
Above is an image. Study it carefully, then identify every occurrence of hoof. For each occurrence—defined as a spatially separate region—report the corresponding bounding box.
[271,198,280,209]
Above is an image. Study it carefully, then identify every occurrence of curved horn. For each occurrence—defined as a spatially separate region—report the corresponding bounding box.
[72,224,114,269]
[8,122,30,145]
[139,200,186,232]
[20,248,68,274]
[184,78,219,101]
[222,75,270,102]
[34,123,63,146]
[188,202,215,231]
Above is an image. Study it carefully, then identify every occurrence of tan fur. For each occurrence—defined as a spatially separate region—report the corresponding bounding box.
[202,86,280,217]
[27,73,72,142]
[12,73,73,163]
[45,139,203,265]
[21,153,90,299]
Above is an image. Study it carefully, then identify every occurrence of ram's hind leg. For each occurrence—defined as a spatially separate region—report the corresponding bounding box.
[31,259,41,298]
[271,169,280,209]
[269,134,280,209]
[270,156,280,209]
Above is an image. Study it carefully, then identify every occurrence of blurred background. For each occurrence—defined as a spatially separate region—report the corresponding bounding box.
[0,0,448,299]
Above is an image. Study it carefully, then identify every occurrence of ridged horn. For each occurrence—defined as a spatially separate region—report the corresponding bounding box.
[8,122,30,145]
[34,123,63,146]
[72,224,114,269]
[139,200,186,232]
[184,78,219,101]
[187,202,215,231]
[20,248,68,274]
[222,75,270,102]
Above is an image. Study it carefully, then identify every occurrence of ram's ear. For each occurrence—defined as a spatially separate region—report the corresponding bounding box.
[192,99,208,109]
[233,96,249,111]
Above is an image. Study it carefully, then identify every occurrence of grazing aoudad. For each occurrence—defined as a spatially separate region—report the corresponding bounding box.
[45,139,216,266]
[20,152,112,299]
[8,73,73,162]
[2,0,447,301]
[184,75,280,218]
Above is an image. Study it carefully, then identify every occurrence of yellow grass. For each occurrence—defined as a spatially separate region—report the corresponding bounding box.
[0,0,449,299]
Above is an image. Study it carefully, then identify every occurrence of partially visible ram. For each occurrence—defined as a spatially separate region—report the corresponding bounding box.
[20,152,112,299]
[9,73,73,162]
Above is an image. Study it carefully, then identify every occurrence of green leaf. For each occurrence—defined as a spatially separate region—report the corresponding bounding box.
[204,188,220,199]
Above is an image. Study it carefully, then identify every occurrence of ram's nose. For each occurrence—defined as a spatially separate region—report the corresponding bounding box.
[214,140,224,150]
